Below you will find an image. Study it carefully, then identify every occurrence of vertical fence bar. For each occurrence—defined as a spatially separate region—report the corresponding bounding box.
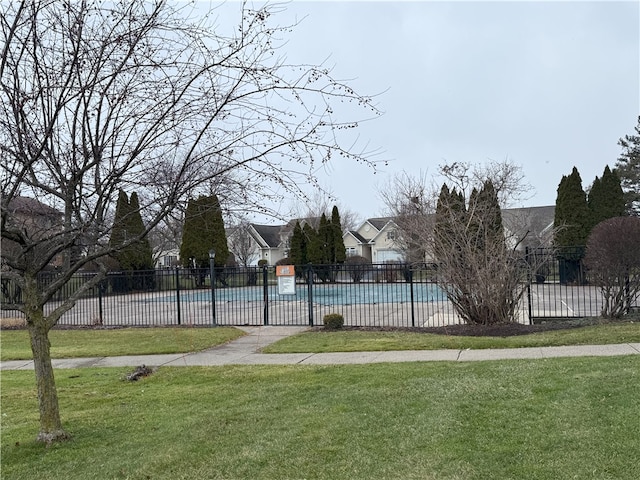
[526,247,533,325]
[307,264,314,327]
[175,267,181,325]
[98,278,104,324]
[263,265,269,326]
[409,268,415,327]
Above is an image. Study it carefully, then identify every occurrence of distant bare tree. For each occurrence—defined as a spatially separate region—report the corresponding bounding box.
[584,217,640,318]
[227,220,259,268]
[381,161,549,325]
[1,0,379,443]
[378,170,436,264]
[147,212,183,266]
[290,190,361,233]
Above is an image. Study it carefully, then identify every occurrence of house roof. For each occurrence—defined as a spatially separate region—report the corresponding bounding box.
[6,196,61,217]
[345,230,368,243]
[501,206,556,246]
[367,217,395,231]
[250,224,284,248]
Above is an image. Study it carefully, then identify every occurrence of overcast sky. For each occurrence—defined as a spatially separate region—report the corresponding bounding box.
[207,1,640,223]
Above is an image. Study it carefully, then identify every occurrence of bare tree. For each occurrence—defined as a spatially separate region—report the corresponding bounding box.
[381,161,549,325]
[227,220,259,268]
[378,170,437,264]
[0,0,380,443]
[147,211,183,267]
[584,217,640,318]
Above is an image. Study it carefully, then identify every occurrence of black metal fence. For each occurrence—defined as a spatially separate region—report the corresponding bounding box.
[1,260,638,327]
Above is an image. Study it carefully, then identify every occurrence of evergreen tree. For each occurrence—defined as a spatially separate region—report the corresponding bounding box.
[554,167,590,248]
[434,184,463,263]
[615,116,640,215]
[109,190,131,267]
[302,222,317,262]
[180,194,229,269]
[126,192,154,270]
[209,195,230,268]
[330,206,346,264]
[554,167,590,284]
[108,190,155,291]
[309,213,330,264]
[434,183,452,262]
[109,190,153,271]
[588,165,626,229]
[470,180,505,254]
[289,221,307,266]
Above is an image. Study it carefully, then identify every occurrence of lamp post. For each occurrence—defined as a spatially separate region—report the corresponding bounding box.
[209,249,217,325]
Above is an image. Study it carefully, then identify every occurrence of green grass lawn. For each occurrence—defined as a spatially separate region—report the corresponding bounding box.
[263,321,640,353]
[0,327,245,361]
[3,321,640,361]
[2,357,639,479]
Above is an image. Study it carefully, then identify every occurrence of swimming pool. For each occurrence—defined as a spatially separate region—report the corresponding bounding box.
[157,282,446,306]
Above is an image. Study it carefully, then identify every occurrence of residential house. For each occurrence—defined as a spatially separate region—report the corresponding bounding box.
[234,206,556,267]
[2,196,64,268]
[245,223,289,265]
[344,206,556,264]
[154,248,180,269]
[501,205,556,251]
[230,218,323,266]
[343,217,404,263]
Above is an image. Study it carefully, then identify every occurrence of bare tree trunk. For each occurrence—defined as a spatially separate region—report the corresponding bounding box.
[26,303,69,444]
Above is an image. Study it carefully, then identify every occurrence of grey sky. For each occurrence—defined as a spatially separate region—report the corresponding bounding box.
[208,1,640,222]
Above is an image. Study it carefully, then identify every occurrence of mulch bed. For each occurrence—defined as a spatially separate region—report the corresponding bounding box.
[315,317,620,337]
[3,317,635,337]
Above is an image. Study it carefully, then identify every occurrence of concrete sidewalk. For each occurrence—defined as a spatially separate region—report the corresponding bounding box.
[2,326,639,371]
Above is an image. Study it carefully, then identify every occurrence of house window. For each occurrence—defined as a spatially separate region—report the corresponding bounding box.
[346,247,357,257]
[386,231,397,240]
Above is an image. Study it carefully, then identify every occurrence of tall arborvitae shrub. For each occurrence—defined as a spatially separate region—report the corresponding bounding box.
[330,206,347,264]
[109,190,131,266]
[588,165,626,229]
[554,167,590,283]
[289,221,308,277]
[108,190,155,291]
[180,195,229,286]
[127,193,154,270]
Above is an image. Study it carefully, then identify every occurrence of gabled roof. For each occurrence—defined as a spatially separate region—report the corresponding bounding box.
[5,196,61,217]
[344,230,368,243]
[367,217,395,231]
[250,224,284,248]
[501,206,556,245]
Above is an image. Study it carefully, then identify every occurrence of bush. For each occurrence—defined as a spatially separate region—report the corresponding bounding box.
[275,257,293,266]
[323,313,344,330]
[344,255,371,283]
[584,216,640,318]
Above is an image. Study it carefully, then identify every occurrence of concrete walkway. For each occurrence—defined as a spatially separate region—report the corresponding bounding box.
[2,326,639,371]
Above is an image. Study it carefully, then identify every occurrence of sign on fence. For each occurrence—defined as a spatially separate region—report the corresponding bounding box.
[276,265,296,295]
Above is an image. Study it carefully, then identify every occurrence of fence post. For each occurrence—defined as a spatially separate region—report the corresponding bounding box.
[263,265,269,326]
[409,267,415,327]
[526,247,533,325]
[98,278,104,324]
[307,264,314,327]
[175,267,181,325]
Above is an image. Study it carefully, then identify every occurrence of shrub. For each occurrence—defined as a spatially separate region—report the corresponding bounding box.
[275,257,293,266]
[323,313,344,330]
[584,216,640,318]
[344,255,371,283]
